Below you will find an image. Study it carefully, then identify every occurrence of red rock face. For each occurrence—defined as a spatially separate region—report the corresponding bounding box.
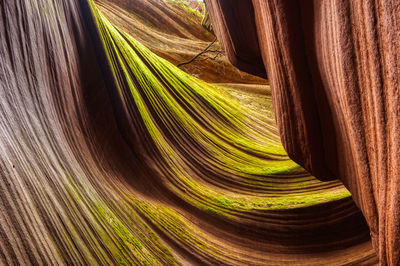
[206,0,400,264]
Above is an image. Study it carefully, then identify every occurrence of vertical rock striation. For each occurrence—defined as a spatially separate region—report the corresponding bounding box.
[206,0,400,264]
[0,0,384,264]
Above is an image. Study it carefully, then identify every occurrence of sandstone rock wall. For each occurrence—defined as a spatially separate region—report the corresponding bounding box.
[206,0,400,264]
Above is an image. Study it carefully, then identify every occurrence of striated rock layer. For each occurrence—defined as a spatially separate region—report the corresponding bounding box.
[0,0,381,264]
[94,0,265,84]
[206,0,400,264]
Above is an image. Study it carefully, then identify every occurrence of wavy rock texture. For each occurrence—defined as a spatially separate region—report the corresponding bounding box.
[206,0,400,264]
[0,0,380,265]
[94,0,265,84]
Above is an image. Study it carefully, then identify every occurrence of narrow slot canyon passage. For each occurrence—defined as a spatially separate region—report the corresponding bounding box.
[1,0,398,265]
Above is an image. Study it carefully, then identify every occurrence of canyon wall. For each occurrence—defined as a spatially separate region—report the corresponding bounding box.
[206,0,400,264]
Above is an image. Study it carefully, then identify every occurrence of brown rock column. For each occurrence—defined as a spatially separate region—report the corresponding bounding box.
[204,0,266,77]
[206,0,400,264]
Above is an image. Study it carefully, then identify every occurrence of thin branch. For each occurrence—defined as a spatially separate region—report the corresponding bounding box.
[177,37,218,67]
[196,51,223,62]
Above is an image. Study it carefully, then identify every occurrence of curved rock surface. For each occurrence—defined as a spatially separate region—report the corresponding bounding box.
[206,0,400,264]
[0,0,381,264]
[95,0,265,84]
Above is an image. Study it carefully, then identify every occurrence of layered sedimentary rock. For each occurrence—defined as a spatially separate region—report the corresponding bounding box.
[0,0,383,264]
[206,0,400,264]
[94,0,265,84]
